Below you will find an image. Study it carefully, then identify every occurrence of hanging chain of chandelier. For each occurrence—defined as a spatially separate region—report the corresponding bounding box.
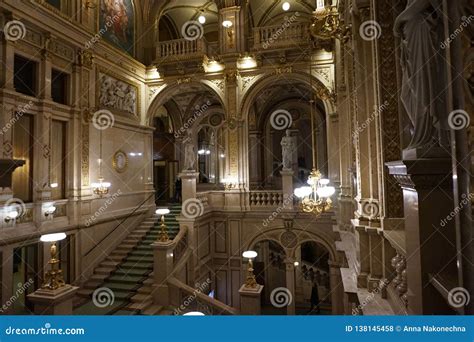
[293,59,336,216]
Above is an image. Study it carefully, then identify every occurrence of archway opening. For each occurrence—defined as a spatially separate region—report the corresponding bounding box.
[151,82,225,203]
[247,79,328,190]
[295,241,331,315]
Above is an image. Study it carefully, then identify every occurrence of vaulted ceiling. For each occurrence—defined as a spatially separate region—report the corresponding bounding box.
[140,0,315,33]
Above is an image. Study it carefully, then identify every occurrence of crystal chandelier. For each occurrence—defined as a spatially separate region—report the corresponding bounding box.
[294,63,335,216]
[92,128,111,197]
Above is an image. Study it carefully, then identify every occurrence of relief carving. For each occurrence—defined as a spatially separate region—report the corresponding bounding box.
[99,73,137,116]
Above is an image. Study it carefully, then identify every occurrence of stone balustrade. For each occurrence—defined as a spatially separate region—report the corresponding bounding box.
[156,38,207,60]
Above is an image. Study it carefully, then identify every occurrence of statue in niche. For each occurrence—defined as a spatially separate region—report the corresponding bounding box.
[183,129,196,171]
[394,0,449,154]
[281,130,295,170]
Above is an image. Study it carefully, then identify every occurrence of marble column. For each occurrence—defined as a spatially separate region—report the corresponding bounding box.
[284,260,296,315]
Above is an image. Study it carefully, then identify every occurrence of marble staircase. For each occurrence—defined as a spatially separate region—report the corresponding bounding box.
[73,205,182,315]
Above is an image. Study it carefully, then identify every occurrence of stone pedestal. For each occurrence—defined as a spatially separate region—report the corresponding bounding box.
[387,159,458,314]
[27,285,78,315]
[239,284,263,315]
[151,240,176,306]
[280,170,294,210]
[179,171,199,203]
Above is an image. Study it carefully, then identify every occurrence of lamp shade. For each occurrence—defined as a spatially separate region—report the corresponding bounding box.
[242,250,258,259]
[183,311,205,316]
[40,233,67,242]
[156,208,170,215]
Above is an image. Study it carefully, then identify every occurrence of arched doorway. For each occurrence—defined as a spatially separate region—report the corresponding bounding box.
[241,73,333,191]
[295,241,331,315]
[253,239,288,315]
[148,82,226,203]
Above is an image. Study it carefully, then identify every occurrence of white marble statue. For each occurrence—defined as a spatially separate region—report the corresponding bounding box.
[183,129,196,171]
[281,130,295,170]
[394,0,449,151]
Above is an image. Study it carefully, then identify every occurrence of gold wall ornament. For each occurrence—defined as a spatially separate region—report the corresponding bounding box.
[310,7,351,42]
[112,150,128,173]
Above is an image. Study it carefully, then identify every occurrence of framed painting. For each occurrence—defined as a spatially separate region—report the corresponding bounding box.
[99,0,135,56]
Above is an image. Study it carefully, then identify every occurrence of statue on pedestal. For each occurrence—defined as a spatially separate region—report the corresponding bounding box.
[394,0,449,155]
[281,130,295,170]
[183,129,196,171]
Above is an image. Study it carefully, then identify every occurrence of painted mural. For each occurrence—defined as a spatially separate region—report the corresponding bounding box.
[99,0,135,55]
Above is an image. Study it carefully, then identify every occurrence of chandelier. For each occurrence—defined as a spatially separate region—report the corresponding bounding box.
[91,127,111,197]
[310,1,350,41]
[294,63,335,216]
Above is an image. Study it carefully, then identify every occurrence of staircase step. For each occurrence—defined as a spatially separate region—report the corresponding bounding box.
[115,267,151,277]
[108,274,148,284]
[126,255,154,263]
[120,261,153,270]
[95,267,116,276]
[102,281,141,292]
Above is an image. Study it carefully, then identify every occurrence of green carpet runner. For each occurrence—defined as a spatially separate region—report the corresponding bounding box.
[74,205,181,315]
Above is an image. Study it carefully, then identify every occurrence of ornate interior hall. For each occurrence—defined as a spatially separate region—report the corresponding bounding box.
[0,0,472,316]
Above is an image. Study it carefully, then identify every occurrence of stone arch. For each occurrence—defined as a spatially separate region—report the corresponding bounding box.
[246,227,338,262]
[239,71,335,120]
[146,80,226,128]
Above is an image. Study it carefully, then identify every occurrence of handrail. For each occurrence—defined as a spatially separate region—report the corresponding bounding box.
[168,277,239,315]
[84,192,155,257]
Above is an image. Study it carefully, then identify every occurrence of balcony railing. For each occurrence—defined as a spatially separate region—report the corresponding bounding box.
[156,38,207,60]
[253,23,310,50]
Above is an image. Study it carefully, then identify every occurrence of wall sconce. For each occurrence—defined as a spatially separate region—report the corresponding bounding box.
[156,208,170,242]
[4,209,19,223]
[242,250,258,288]
[203,56,224,73]
[222,20,234,48]
[237,54,257,70]
[50,183,58,188]
[44,205,57,218]
[222,176,238,191]
[40,233,67,290]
